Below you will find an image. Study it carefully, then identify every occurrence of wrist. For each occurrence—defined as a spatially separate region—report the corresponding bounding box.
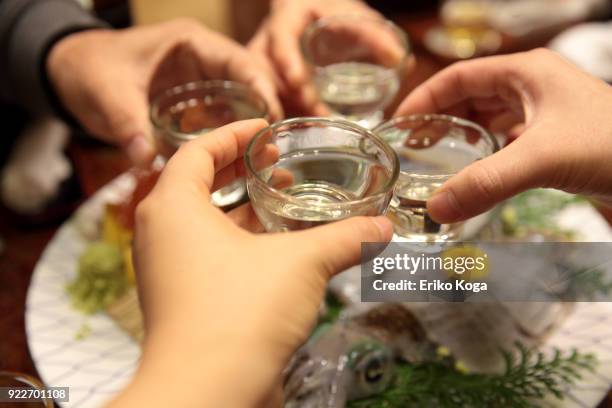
[111,321,286,408]
[45,29,113,125]
[46,29,112,91]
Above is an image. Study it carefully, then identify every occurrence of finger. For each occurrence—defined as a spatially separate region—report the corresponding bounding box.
[226,203,265,233]
[159,119,268,192]
[248,21,288,96]
[296,216,393,277]
[90,79,156,166]
[268,8,314,88]
[248,19,270,54]
[294,83,325,116]
[426,131,551,223]
[325,21,406,67]
[185,30,283,121]
[211,144,280,191]
[225,49,285,121]
[268,168,295,190]
[394,55,528,119]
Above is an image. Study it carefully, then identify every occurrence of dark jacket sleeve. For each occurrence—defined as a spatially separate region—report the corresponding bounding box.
[0,0,108,113]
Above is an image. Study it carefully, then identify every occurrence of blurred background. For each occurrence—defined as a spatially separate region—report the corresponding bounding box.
[2,0,612,406]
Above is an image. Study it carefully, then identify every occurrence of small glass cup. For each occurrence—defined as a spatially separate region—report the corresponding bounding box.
[0,371,54,407]
[374,114,499,241]
[245,118,399,232]
[150,80,269,208]
[301,15,411,129]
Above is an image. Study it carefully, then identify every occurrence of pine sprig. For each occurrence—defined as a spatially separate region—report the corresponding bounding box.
[348,343,596,408]
[502,189,584,239]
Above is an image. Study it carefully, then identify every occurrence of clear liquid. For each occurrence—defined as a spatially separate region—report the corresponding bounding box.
[166,98,263,135]
[389,140,483,240]
[156,98,262,208]
[250,149,393,231]
[314,62,399,122]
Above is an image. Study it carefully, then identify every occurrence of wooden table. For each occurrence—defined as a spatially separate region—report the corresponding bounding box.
[1,10,611,408]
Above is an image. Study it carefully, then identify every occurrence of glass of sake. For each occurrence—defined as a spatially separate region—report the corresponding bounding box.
[150,80,269,209]
[374,114,498,241]
[245,118,399,232]
[300,15,412,129]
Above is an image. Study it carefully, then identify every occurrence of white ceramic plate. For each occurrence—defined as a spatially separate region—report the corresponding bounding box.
[26,176,612,407]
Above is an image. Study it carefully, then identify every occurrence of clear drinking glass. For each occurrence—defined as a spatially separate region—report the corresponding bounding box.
[301,15,411,129]
[245,118,399,232]
[150,80,269,208]
[374,114,499,241]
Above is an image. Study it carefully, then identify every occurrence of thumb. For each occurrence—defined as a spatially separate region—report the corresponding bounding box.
[427,135,550,223]
[93,82,156,166]
[296,216,393,277]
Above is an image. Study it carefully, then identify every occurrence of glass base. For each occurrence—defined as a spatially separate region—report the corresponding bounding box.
[387,209,462,243]
[211,179,247,208]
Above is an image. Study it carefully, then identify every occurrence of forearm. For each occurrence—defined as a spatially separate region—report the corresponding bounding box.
[0,0,107,113]
[107,322,284,408]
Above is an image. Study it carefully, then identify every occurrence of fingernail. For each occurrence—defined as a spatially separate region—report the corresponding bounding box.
[372,216,393,240]
[127,134,154,167]
[427,190,462,223]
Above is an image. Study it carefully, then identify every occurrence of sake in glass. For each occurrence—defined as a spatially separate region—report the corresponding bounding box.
[245,118,399,232]
[301,15,412,128]
[374,114,498,241]
[150,80,269,208]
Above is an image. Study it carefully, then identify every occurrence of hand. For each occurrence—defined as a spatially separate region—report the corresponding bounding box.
[395,48,612,223]
[110,119,392,408]
[248,0,382,115]
[46,19,283,166]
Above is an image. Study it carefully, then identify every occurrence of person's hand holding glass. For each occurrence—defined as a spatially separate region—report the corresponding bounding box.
[395,49,612,224]
[300,15,411,128]
[47,18,282,166]
[249,0,411,126]
[107,120,393,408]
[375,114,498,241]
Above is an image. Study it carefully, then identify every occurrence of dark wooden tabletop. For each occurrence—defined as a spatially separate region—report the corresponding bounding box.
[1,10,611,408]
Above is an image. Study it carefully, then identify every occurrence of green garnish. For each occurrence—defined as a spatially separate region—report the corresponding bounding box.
[502,189,585,239]
[560,265,612,301]
[67,241,127,314]
[348,343,596,408]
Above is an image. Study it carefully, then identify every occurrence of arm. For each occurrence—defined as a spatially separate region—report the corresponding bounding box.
[0,0,106,113]
[106,119,392,407]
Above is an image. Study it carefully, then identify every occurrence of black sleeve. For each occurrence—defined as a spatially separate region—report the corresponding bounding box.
[0,0,108,114]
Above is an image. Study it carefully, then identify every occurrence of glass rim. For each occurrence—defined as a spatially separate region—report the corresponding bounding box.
[149,80,269,143]
[300,13,412,71]
[373,113,500,180]
[244,117,400,210]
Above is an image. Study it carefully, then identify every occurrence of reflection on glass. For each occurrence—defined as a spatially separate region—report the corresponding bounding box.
[150,80,269,209]
[374,114,499,241]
